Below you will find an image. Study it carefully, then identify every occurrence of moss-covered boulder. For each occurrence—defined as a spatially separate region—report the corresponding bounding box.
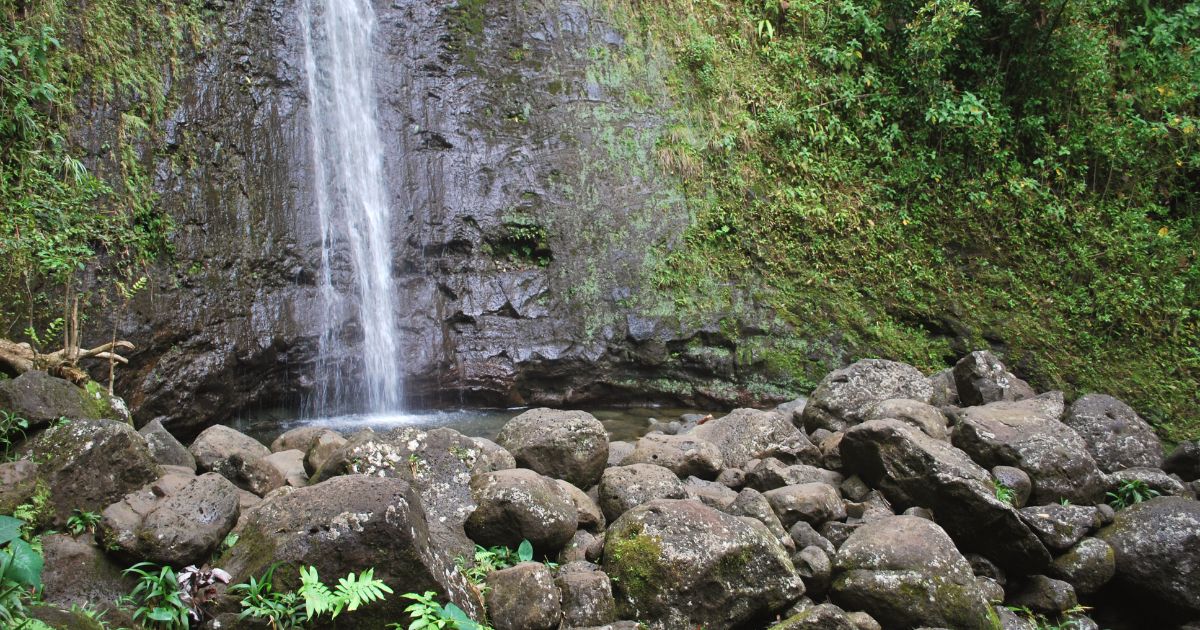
[830,516,997,630]
[40,533,136,612]
[602,498,803,629]
[0,459,39,514]
[219,474,483,626]
[28,418,159,525]
[0,371,126,429]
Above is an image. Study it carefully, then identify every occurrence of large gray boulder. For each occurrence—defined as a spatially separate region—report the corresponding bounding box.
[840,419,1050,573]
[952,351,1035,406]
[1062,394,1163,473]
[219,475,483,625]
[138,418,196,469]
[188,424,270,485]
[952,395,1106,505]
[28,418,160,525]
[485,563,562,630]
[311,427,486,556]
[621,432,723,479]
[800,359,933,433]
[745,459,843,492]
[690,408,819,469]
[1097,496,1200,612]
[830,516,995,630]
[598,463,687,522]
[1017,504,1098,552]
[99,472,239,566]
[603,499,803,629]
[465,468,578,553]
[496,408,608,488]
[0,460,39,515]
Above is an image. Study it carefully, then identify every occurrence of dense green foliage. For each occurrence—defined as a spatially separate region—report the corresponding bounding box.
[611,0,1199,438]
[0,0,203,343]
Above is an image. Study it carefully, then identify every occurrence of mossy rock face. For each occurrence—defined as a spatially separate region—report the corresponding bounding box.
[28,418,159,525]
[602,498,803,630]
[829,516,996,630]
[1097,496,1200,613]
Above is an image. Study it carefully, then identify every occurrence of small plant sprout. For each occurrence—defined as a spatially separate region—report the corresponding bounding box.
[993,480,1015,505]
[66,509,102,536]
[1107,479,1161,510]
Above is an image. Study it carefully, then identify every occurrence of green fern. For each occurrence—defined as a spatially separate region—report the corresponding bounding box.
[334,569,392,614]
[298,565,336,620]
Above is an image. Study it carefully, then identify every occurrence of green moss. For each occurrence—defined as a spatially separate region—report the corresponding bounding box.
[607,530,667,610]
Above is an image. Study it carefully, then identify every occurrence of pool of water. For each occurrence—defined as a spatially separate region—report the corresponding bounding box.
[231,406,707,447]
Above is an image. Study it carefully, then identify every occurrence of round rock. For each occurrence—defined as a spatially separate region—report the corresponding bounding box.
[466,468,578,553]
[496,408,608,488]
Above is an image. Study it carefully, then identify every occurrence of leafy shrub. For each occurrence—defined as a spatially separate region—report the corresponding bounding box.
[232,564,393,628]
[65,509,101,536]
[0,515,44,627]
[394,591,489,630]
[122,563,189,629]
[0,411,28,462]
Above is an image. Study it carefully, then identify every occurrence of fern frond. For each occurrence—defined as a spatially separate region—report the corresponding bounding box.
[332,568,393,616]
[298,566,336,620]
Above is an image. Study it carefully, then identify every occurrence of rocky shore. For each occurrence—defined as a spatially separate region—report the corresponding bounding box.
[3,350,1199,629]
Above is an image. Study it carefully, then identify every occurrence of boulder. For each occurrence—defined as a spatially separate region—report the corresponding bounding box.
[927,368,960,407]
[138,418,196,469]
[621,433,723,479]
[219,475,482,624]
[1006,575,1077,615]
[789,521,836,555]
[1062,394,1164,472]
[556,562,617,627]
[241,449,307,495]
[1106,466,1188,497]
[1097,496,1200,612]
[559,530,600,564]
[992,466,1032,509]
[603,499,803,629]
[728,488,792,549]
[188,424,270,485]
[863,398,950,441]
[746,458,843,492]
[557,479,605,532]
[269,426,332,453]
[306,430,348,473]
[0,371,123,428]
[29,418,160,524]
[39,533,136,610]
[684,476,739,509]
[496,408,608,488]
[1164,441,1200,481]
[99,472,240,566]
[469,437,516,474]
[840,419,1050,573]
[311,427,485,555]
[830,516,995,630]
[1018,504,1098,552]
[952,351,1035,406]
[1049,537,1115,595]
[770,603,857,630]
[793,546,833,598]
[801,359,933,433]
[465,468,577,553]
[607,441,635,468]
[952,395,1106,504]
[597,464,687,522]
[0,459,39,515]
[763,483,846,529]
[485,563,561,630]
[690,408,819,469]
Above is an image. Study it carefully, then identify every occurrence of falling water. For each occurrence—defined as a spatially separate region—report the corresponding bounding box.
[302,0,402,413]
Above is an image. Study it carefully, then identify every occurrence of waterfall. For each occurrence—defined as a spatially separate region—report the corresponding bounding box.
[301,0,402,414]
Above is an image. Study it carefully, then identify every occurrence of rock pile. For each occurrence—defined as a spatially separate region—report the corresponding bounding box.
[5,351,1200,629]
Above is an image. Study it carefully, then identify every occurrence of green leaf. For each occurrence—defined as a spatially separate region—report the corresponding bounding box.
[517,540,533,563]
[0,516,23,545]
[5,539,43,589]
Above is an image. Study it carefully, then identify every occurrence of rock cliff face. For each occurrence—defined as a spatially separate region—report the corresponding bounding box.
[116,0,792,435]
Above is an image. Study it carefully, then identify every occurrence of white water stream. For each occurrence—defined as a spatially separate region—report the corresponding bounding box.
[302,0,401,413]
